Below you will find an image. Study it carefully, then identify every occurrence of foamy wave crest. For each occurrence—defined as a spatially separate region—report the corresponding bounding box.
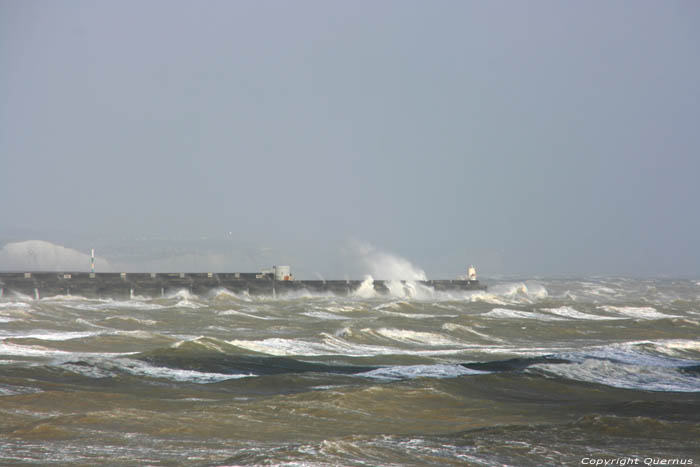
[441,323,505,343]
[227,336,386,357]
[647,339,700,359]
[541,306,623,321]
[0,383,43,396]
[69,299,166,311]
[3,330,105,341]
[211,288,248,301]
[0,341,76,358]
[60,355,253,383]
[571,341,700,368]
[598,306,679,320]
[0,302,31,309]
[530,359,700,392]
[488,282,548,303]
[300,311,347,320]
[228,333,470,358]
[357,364,487,381]
[354,276,377,298]
[378,308,458,319]
[165,289,204,309]
[483,308,564,321]
[112,358,252,383]
[217,309,273,320]
[371,328,465,346]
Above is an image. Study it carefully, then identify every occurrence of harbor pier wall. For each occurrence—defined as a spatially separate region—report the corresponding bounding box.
[0,272,485,300]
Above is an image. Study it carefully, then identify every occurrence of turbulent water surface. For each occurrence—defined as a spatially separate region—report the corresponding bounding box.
[1,278,699,465]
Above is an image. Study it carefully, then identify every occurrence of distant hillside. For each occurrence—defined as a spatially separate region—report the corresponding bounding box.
[0,240,113,272]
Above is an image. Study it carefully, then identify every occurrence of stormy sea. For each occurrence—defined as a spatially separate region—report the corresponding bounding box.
[1,277,699,466]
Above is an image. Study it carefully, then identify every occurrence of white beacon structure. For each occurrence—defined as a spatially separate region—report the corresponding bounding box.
[274,265,293,281]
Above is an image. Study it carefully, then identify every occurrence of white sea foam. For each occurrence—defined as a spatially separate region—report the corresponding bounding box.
[371,328,464,346]
[227,336,379,357]
[61,362,117,379]
[541,306,623,320]
[654,339,700,354]
[0,384,43,396]
[324,305,358,313]
[167,289,197,300]
[485,282,548,303]
[357,364,487,381]
[119,360,251,383]
[556,341,700,372]
[599,340,700,364]
[0,302,31,309]
[211,288,252,302]
[65,357,253,383]
[2,330,104,341]
[0,340,133,359]
[378,309,457,319]
[441,323,505,342]
[228,334,472,358]
[0,341,74,357]
[69,300,165,311]
[530,359,700,392]
[217,309,273,320]
[300,311,347,320]
[104,316,158,326]
[160,290,205,308]
[383,280,439,300]
[575,281,624,299]
[353,276,377,298]
[172,336,231,353]
[278,289,338,300]
[597,305,679,320]
[173,299,202,309]
[483,308,564,321]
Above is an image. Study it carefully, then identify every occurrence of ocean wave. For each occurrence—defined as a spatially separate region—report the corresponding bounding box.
[227,332,470,358]
[525,340,700,392]
[112,358,252,383]
[59,356,253,383]
[227,336,383,357]
[540,306,624,320]
[68,299,166,311]
[0,383,43,396]
[356,364,487,381]
[529,358,700,392]
[217,309,274,320]
[370,328,465,347]
[300,311,348,320]
[0,301,32,309]
[597,305,679,320]
[1,330,105,341]
[483,308,564,321]
[441,323,505,343]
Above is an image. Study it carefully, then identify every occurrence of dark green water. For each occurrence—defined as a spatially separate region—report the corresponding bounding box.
[1,278,699,465]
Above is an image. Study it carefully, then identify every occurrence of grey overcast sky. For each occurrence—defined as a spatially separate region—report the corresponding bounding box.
[1,0,699,278]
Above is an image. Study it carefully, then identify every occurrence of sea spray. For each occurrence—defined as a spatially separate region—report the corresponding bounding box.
[353,242,427,281]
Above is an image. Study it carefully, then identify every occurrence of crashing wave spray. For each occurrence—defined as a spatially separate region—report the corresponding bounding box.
[354,276,377,298]
[352,242,433,298]
[354,242,427,281]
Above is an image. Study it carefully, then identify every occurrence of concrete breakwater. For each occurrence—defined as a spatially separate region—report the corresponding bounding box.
[0,272,486,300]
